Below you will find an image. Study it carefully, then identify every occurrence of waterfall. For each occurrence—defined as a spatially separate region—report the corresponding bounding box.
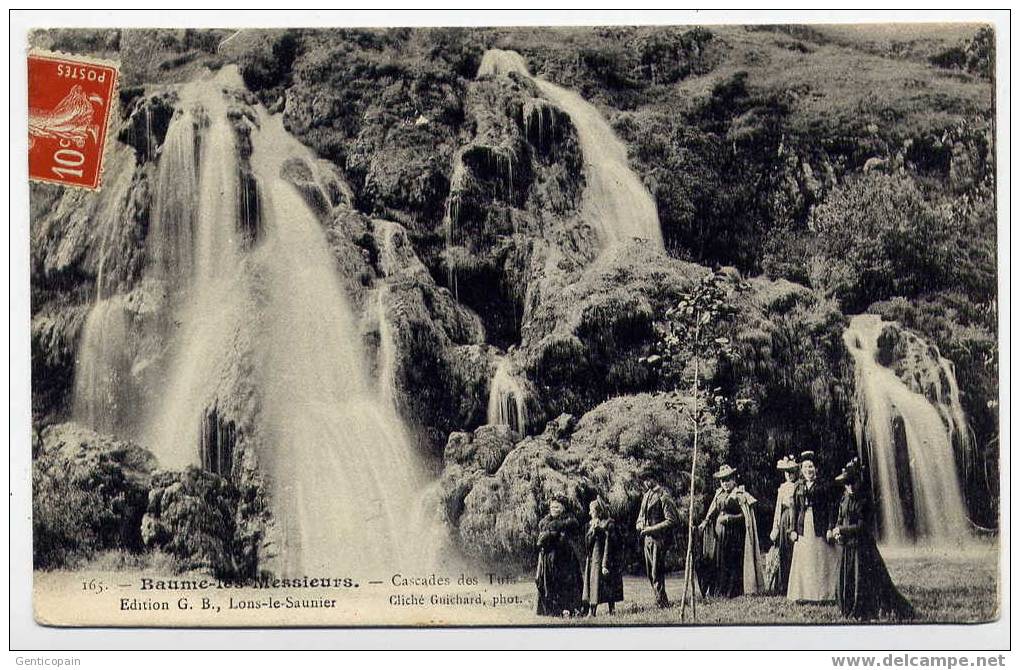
[374,286,398,406]
[148,109,199,281]
[73,296,134,435]
[252,110,424,575]
[486,356,527,434]
[73,149,141,435]
[143,71,247,471]
[70,64,430,574]
[843,314,972,546]
[477,49,663,249]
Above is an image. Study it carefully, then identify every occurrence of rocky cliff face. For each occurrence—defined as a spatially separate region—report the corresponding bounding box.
[29,26,998,574]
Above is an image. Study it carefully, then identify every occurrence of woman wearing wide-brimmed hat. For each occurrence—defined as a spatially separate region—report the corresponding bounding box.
[697,464,765,598]
[832,459,915,620]
[787,451,840,603]
[766,455,800,595]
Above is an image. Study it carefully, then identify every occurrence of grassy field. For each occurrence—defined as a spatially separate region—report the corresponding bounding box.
[500,544,1000,626]
[39,543,997,627]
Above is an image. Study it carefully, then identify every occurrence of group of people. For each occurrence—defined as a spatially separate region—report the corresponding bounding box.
[762,451,914,619]
[533,451,914,621]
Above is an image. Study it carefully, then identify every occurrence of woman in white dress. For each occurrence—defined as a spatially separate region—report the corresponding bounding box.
[786,451,839,603]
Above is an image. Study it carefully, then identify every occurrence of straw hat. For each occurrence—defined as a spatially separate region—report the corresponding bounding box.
[713,464,737,479]
[799,450,817,463]
[776,455,799,471]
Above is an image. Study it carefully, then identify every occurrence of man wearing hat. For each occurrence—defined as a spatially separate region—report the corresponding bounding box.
[636,476,680,608]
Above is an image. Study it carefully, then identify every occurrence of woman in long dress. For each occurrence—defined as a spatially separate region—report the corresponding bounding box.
[786,451,839,603]
[698,464,765,598]
[535,497,583,616]
[582,498,624,616]
[832,459,915,620]
[768,455,800,595]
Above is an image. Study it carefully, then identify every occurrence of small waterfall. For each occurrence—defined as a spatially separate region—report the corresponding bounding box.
[442,156,466,298]
[73,296,134,435]
[476,49,663,249]
[73,150,142,435]
[486,356,527,434]
[253,111,424,575]
[843,314,972,546]
[374,286,398,406]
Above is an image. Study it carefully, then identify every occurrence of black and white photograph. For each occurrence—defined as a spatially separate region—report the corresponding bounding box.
[14,11,1007,643]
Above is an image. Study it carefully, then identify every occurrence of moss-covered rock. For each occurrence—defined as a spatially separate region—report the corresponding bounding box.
[714,274,856,501]
[33,422,156,568]
[440,393,728,569]
[117,91,177,161]
[519,242,706,423]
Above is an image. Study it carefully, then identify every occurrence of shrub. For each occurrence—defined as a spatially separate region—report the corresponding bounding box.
[808,172,959,311]
[238,30,299,92]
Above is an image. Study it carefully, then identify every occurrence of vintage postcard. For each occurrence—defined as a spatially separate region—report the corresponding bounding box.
[26,22,1001,630]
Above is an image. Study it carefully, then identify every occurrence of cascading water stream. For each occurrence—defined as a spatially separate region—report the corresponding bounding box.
[73,148,140,436]
[73,295,134,435]
[252,110,424,575]
[149,109,199,282]
[486,356,528,434]
[843,314,972,546]
[476,49,663,249]
[374,286,398,407]
[72,64,430,575]
[143,71,247,470]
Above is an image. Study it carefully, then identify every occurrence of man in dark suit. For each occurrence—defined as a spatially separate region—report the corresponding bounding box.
[636,477,680,608]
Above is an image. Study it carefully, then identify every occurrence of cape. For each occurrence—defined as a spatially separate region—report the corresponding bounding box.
[709,485,766,595]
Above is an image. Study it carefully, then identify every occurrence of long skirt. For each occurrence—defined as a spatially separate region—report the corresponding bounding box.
[787,509,838,602]
[536,547,583,616]
[711,519,747,598]
[774,507,796,594]
[837,537,914,620]
[583,543,623,606]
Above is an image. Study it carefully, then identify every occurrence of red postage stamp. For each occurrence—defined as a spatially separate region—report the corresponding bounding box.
[28,50,118,190]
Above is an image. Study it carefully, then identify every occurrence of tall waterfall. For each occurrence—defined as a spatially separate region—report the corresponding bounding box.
[252,111,423,574]
[477,49,663,248]
[843,314,972,546]
[486,356,528,434]
[143,71,247,470]
[73,65,428,574]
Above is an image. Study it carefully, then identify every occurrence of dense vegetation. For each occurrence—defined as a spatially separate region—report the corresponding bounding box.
[29,24,999,573]
[230,24,999,530]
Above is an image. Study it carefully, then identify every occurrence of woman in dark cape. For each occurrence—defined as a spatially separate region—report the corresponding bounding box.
[832,459,915,621]
[698,464,765,598]
[582,498,624,616]
[535,497,584,616]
